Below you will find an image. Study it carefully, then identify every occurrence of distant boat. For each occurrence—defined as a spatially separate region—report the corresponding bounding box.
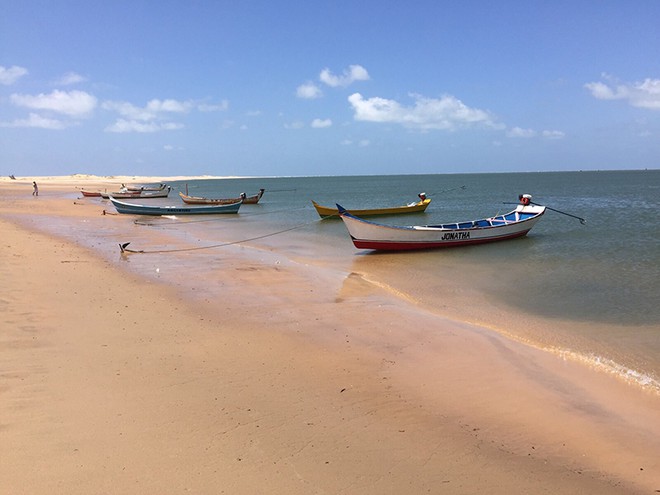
[179,188,265,205]
[240,188,265,204]
[110,197,242,215]
[102,185,171,199]
[312,193,431,218]
[80,190,103,197]
[337,194,546,251]
[126,183,167,191]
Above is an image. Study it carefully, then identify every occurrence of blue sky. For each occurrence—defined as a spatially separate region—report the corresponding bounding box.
[1,0,660,177]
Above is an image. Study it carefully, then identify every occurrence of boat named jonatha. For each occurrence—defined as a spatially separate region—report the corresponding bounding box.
[338,194,546,251]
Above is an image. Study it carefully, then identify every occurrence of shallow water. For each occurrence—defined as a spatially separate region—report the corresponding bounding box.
[21,169,660,392]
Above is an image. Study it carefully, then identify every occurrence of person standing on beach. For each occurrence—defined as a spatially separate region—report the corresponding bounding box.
[32,181,38,196]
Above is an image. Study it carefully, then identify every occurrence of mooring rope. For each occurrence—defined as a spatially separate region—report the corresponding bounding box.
[425,185,466,195]
[120,214,333,254]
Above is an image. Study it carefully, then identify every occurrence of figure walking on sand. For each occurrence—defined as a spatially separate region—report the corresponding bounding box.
[32,181,38,196]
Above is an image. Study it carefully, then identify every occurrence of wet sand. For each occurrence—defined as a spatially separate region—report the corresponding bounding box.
[1,176,659,494]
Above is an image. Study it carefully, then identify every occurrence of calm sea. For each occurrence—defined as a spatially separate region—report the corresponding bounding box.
[38,170,660,392]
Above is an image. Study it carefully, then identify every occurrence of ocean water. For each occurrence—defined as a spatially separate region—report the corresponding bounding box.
[30,170,660,392]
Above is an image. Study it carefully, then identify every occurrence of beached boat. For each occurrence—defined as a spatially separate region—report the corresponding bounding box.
[126,183,167,191]
[102,186,172,199]
[338,194,546,251]
[179,188,265,205]
[240,188,265,204]
[80,190,103,197]
[110,197,242,215]
[312,193,431,218]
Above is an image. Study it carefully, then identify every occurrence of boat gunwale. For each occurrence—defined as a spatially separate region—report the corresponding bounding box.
[179,189,264,204]
[339,205,545,233]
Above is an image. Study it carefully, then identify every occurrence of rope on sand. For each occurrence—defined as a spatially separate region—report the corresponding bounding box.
[118,215,333,255]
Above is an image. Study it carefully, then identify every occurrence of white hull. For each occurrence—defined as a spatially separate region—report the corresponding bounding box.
[340,204,546,251]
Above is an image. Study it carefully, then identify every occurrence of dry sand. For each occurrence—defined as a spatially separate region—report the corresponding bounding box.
[1,177,659,494]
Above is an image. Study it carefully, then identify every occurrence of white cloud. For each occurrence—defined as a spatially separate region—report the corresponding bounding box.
[320,65,370,88]
[103,98,194,121]
[311,118,332,128]
[348,92,495,131]
[585,77,660,110]
[0,112,68,129]
[11,90,97,117]
[146,98,193,113]
[297,82,322,99]
[104,119,184,133]
[198,100,229,112]
[542,130,565,139]
[102,98,195,132]
[507,127,537,138]
[584,81,615,99]
[506,126,565,140]
[339,138,370,147]
[284,120,305,129]
[102,101,152,120]
[55,71,86,85]
[0,65,28,85]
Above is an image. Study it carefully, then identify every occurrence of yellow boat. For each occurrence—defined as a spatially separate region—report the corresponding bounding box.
[312,194,431,218]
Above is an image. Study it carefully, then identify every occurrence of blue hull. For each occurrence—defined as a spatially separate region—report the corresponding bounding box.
[110,198,241,215]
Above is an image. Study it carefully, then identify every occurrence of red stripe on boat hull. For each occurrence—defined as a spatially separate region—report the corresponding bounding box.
[351,229,531,251]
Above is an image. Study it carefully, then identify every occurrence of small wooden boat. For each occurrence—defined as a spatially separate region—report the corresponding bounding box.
[179,188,265,205]
[241,189,265,204]
[126,183,166,192]
[103,186,171,199]
[312,193,431,218]
[110,197,242,215]
[338,194,546,251]
[80,190,103,197]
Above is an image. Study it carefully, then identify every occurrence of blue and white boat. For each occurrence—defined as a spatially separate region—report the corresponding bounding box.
[338,194,546,251]
[110,197,242,216]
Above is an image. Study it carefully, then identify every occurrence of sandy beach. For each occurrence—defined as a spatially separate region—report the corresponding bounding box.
[1,176,659,494]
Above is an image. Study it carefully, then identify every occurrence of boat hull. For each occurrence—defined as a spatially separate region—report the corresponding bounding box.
[339,204,545,251]
[312,198,431,218]
[180,189,265,205]
[81,190,102,197]
[109,186,171,199]
[127,183,166,191]
[241,189,265,204]
[110,198,241,215]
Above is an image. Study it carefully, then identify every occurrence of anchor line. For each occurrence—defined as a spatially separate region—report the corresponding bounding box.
[120,216,330,254]
[425,185,466,196]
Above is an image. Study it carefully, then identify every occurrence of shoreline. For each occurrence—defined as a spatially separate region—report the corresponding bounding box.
[2,178,659,493]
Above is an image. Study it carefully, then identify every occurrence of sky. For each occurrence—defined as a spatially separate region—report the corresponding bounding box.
[1,0,660,177]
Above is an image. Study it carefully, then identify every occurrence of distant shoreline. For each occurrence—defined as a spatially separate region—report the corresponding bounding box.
[0,174,238,185]
[2,168,657,185]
